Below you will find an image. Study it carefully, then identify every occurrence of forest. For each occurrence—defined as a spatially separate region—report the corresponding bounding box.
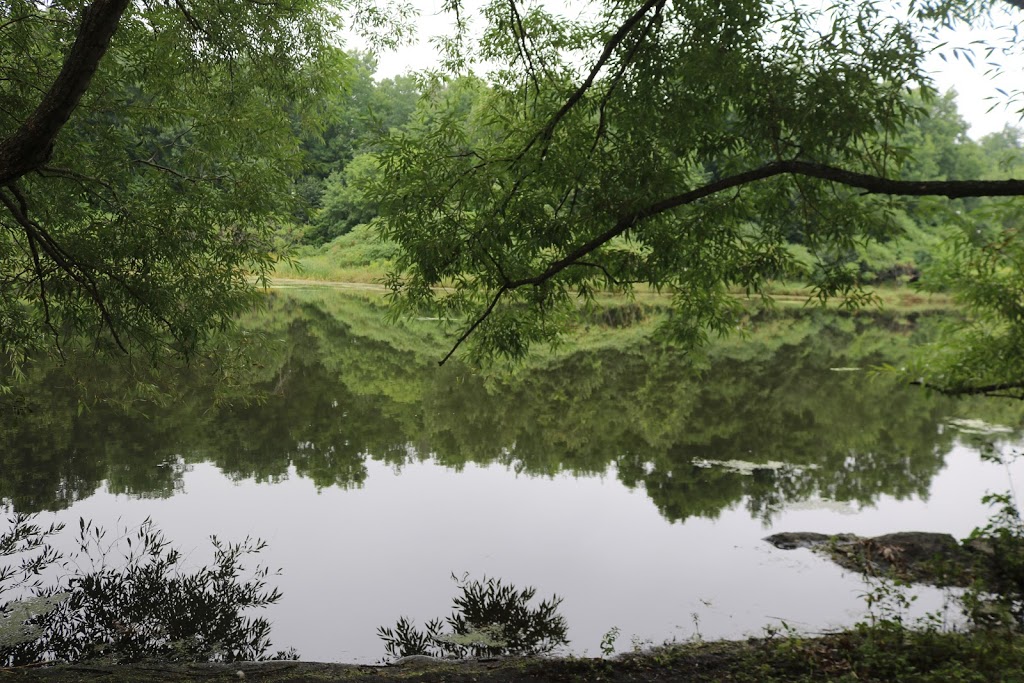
[6,0,1024,680]
[284,65,1023,286]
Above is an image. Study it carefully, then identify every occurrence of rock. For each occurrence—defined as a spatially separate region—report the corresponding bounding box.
[766,530,979,586]
[965,537,996,557]
[869,532,961,564]
[764,532,855,550]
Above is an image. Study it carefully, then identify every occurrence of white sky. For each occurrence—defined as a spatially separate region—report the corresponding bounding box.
[357,0,1024,139]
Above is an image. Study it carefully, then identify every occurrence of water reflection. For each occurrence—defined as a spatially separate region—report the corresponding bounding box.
[2,291,1023,525]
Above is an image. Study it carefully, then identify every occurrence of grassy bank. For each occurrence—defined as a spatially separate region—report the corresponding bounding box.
[263,272,957,369]
[271,247,955,316]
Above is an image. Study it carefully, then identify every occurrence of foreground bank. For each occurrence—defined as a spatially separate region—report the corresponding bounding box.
[5,629,1024,683]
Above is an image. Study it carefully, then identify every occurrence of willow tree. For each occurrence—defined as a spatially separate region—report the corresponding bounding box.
[371,0,1024,395]
[0,0,351,372]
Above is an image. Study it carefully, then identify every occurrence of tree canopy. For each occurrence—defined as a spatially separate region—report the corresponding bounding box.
[4,0,1024,397]
[367,0,1024,395]
[0,0,348,370]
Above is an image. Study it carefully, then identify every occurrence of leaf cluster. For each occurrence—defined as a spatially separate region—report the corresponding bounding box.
[0,0,346,371]
[369,0,941,363]
[1,516,284,666]
[378,575,568,660]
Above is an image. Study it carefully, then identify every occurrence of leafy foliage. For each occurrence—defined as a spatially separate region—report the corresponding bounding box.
[352,0,1024,399]
[370,0,940,362]
[912,194,1024,397]
[0,0,346,373]
[6,291,1021,523]
[0,513,63,600]
[378,575,568,659]
[959,448,1024,629]
[0,516,285,665]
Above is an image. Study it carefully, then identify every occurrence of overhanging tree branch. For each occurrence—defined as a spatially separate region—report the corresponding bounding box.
[506,160,1024,290]
[514,0,664,163]
[438,160,1024,364]
[439,285,508,365]
[0,185,129,353]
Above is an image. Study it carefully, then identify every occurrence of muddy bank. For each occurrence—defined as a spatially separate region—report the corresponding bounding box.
[6,629,1024,683]
[0,642,767,683]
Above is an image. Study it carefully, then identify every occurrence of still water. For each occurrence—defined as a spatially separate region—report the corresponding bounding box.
[3,289,1024,662]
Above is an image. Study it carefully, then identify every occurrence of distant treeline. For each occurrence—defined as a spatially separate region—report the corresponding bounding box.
[285,58,1023,287]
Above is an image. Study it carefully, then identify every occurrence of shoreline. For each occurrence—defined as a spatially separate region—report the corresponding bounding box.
[7,631,1024,682]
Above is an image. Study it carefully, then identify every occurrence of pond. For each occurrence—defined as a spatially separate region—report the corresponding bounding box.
[3,288,1024,663]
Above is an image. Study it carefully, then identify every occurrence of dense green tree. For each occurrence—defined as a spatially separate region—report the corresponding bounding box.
[291,58,420,240]
[0,0,346,373]
[369,0,1024,395]
[7,0,1024,398]
[308,153,382,243]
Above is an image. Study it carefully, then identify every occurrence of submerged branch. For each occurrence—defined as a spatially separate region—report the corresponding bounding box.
[911,379,1024,399]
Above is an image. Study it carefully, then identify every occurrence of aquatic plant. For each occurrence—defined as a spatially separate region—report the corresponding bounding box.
[959,447,1024,630]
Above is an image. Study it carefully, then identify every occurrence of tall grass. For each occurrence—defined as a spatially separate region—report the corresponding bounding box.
[272,224,394,284]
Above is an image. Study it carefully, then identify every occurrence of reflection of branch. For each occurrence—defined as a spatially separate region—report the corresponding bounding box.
[911,379,1024,399]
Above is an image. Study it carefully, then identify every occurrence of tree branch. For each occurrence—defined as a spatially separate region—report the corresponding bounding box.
[24,228,65,359]
[0,0,131,186]
[438,159,1024,363]
[439,286,508,366]
[514,0,663,163]
[506,160,1024,291]
[0,185,129,353]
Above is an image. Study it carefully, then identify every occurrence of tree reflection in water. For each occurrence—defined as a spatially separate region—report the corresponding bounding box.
[3,292,1024,522]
